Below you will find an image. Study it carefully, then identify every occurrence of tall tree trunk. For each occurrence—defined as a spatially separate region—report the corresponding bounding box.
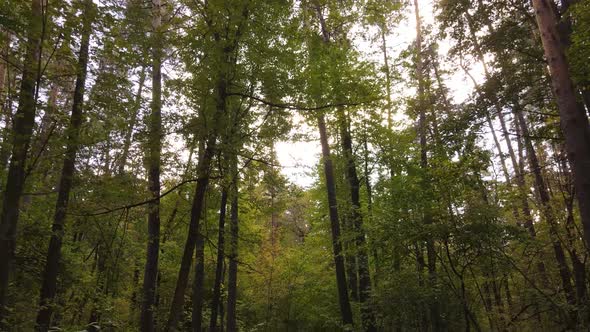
[531,0,590,256]
[466,7,521,180]
[166,72,229,332]
[513,115,540,239]
[380,26,392,130]
[580,88,590,117]
[312,2,354,326]
[166,1,250,325]
[317,113,354,326]
[191,162,207,332]
[140,0,163,330]
[167,135,216,331]
[0,0,43,323]
[226,164,239,332]
[209,187,228,332]
[0,32,13,186]
[35,1,93,329]
[190,136,207,332]
[342,215,359,303]
[337,108,376,331]
[413,1,441,330]
[191,230,206,332]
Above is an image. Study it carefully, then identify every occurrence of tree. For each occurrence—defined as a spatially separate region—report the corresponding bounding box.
[139,0,163,330]
[0,0,43,324]
[531,0,590,256]
[35,1,94,329]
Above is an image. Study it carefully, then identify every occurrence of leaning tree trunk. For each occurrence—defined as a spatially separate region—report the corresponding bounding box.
[166,129,217,332]
[531,0,590,256]
[35,1,93,329]
[140,0,163,330]
[0,0,42,323]
[166,71,228,332]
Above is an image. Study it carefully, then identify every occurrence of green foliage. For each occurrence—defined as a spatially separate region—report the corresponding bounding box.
[1,0,589,331]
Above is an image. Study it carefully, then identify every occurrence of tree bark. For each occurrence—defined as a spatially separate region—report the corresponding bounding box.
[140,0,163,330]
[312,2,354,326]
[0,32,13,185]
[209,187,228,332]
[166,129,217,332]
[166,67,230,332]
[380,26,392,130]
[0,0,43,323]
[317,113,354,326]
[191,231,206,332]
[35,1,93,330]
[226,169,239,332]
[531,0,590,256]
[337,108,376,331]
[413,1,441,329]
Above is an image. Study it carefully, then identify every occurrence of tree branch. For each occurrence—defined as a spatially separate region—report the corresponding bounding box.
[227,91,379,111]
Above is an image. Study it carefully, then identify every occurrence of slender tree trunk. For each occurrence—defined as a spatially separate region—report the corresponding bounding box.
[209,188,228,332]
[342,215,359,302]
[581,88,590,117]
[312,2,354,326]
[532,0,590,256]
[191,235,206,331]
[140,0,163,330]
[413,1,441,329]
[513,117,540,240]
[118,66,146,175]
[189,136,207,332]
[226,169,239,332]
[166,1,251,324]
[35,1,93,329]
[337,108,376,331]
[219,260,226,332]
[166,73,229,332]
[466,10,520,179]
[317,114,354,326]
[362,131,380,289]
[167,137,215,331]
[0,0,43,323]
[380,26,392,129]
[0,32,5,119]
[177,10,247,328]
[0,32,13,185]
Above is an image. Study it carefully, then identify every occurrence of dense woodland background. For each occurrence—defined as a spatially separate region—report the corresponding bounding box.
[0,0,590,331]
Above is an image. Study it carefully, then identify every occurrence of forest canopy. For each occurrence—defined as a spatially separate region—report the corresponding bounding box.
[0,0,590,331]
